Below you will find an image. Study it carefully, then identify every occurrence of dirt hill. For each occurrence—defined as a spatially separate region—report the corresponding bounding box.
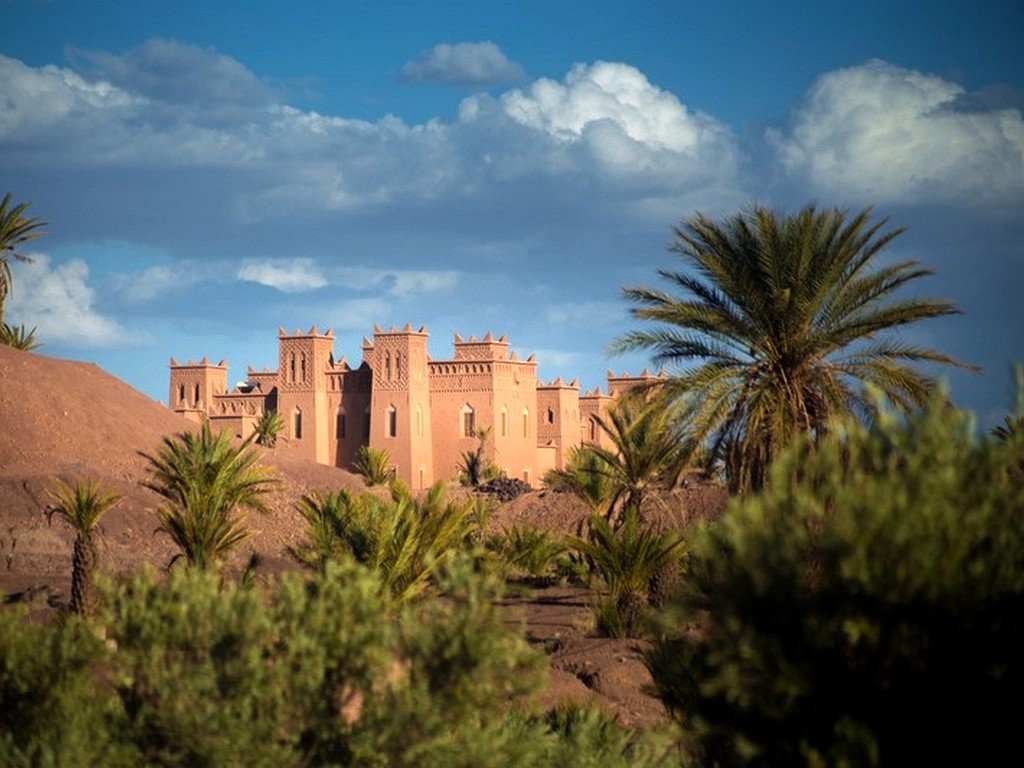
[0,343,371,594]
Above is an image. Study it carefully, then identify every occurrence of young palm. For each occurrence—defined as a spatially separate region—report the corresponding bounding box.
[544,446,618,516]
[585,394,692,522]
[253,409,284,448]
[353,445,392,486]
[0,193,47,327]
[0,323,41,351]
[141,421,276,569]
[46,478,121,614]
[569,507,685,636]
[615,204,973,493]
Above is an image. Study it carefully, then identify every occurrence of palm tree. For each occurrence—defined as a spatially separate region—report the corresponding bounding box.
[46,478,121,614]
[290,482,475,602]
[0,193,46,327]
[141,421,276,569]
[543,446,617,515]
[615,204,973,493]
[569,507,685,636]
[253,409,284,447]
[546,395,690,524]
[353,445,392,486]
[0,323,41,351]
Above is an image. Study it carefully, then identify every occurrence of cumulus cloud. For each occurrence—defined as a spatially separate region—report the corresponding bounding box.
[401,41,524,85]
[460,61,741,193]
[0,47,742,219]
[5,254,145,347]
[769,59,1024,204]
[237,259,327,293]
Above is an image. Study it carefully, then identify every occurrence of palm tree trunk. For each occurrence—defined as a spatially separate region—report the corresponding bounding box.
[69,533,98,614]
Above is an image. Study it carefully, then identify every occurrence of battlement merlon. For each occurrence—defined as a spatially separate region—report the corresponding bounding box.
[277,325,335,340]
[169,357,228,370]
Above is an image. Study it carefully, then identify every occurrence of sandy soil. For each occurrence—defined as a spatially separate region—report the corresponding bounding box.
[0,344,727,726]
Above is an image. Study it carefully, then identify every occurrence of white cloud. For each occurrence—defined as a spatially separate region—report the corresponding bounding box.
[5,254,146,347]
[769,59,1024,204]
[401,41,524,85]
[459,61,741,191]
[237,259,327,293]
[0,48,742,216]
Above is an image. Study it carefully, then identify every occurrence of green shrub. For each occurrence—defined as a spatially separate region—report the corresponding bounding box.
[354,445,392,486]
[1,555,678,766]
[570,508,685,637]
[646,394,1024,765]
[291,483,478,603]
[487,525,567,580]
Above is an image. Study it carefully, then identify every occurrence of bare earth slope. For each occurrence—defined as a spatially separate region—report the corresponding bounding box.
[0,344,365,593]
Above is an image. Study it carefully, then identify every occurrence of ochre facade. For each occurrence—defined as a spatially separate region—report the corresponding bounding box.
[168,324,663,488]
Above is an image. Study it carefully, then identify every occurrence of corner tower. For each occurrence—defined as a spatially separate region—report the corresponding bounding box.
[367,324,434,488]
[169,357,227,423]
[276,326,334,464]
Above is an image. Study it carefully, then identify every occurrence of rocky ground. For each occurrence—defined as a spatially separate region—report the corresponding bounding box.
[0,343,727,726]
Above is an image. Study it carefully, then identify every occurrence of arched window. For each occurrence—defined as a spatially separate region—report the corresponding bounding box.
[500,406,508,438]
[589,417,598,442]
[293,406,303,440]
[546,408,555,425]
[194,383,201,407]
[178,383,185,405]
[336,408,347,440]
[522,407,530,439]
[386,405,397,438]
[460,404,475,438]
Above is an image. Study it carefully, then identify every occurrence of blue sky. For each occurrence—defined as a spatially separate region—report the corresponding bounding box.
[2,0,1022,425]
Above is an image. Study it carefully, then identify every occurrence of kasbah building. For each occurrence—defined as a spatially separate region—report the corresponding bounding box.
[168,324,664,489]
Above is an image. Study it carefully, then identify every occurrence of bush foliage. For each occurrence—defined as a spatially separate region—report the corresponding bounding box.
[1,558,676,767]
[647,394,1024,765]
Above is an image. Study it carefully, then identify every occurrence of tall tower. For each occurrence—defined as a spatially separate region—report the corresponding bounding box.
[276,326,335,464]
[168,357,228,422]
[367,324,433,488]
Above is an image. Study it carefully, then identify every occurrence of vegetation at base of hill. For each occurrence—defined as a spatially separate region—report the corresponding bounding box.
[141,421,276,569]
[646,391,1024,766]
[614,203,975,493]
[253,408,284,447]
[290,482,479,603]
[45,478,121,615]
[0,557,677,768]
[0,192,46,330]
[570,508,686,637]
[486,525,567,582]
[354,444,393,486]
[0,322,41,351]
